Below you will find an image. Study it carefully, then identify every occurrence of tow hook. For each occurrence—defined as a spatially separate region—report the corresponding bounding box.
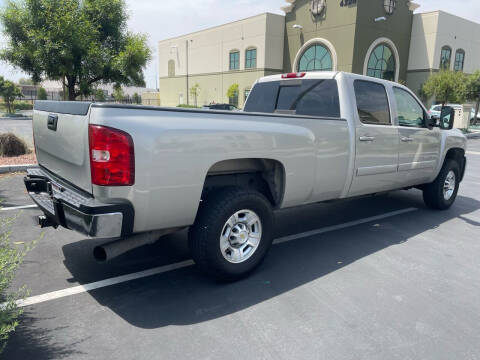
[38,215,58,229]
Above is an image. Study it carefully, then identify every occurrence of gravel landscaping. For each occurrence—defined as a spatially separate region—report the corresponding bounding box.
[0,152,36,166]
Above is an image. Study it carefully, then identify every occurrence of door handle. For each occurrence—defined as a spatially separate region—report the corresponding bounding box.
[359,136,375,142]
[401,137,413,142]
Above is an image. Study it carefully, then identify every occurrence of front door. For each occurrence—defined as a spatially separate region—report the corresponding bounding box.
[392,87,441,186]
[349,80,399,196]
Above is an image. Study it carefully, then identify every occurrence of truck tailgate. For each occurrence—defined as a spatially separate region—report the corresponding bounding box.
[33,101,93,193]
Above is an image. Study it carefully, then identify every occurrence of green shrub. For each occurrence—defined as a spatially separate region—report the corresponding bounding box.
[13,102,33,111]
[37,87,48,101]
[176,104,199,108]
[0,133,29,157]
[0,214,34,353]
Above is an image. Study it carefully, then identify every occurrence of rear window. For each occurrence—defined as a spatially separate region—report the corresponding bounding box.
[244,79,340,118]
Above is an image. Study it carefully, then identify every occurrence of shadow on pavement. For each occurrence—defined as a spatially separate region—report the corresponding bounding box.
[3,311,86,359]
[58,191,480,329]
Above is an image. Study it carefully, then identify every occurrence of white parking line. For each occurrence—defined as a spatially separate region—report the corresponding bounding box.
[0,204,38,211]
[467,151,480,155]
[14,207,417,308]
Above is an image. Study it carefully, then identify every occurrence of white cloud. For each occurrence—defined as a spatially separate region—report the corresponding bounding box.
[0,0,479,88]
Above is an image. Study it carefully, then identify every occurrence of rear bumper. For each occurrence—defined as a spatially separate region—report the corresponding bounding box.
[24,167,134,238]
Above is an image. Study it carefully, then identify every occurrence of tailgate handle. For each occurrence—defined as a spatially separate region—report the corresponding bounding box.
[47,114,58,131]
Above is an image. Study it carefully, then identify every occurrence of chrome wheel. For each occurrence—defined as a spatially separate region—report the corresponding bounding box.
[443,170,456,201]
[220,210,262,264]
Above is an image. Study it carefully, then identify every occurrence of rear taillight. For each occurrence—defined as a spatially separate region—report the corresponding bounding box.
[88,124,135,186]
[281,72,306,79]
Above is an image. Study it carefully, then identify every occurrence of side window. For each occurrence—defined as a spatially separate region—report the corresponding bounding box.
[354,80,391,125]
[393,87,425,128]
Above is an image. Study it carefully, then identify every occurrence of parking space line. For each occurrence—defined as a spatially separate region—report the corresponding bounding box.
[467,151,480,155]
[0,204,38,211]
[12,207,417,308]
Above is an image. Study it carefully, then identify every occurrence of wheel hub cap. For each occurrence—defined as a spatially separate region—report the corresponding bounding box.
[220,210,262,264]
[443,170,456,201]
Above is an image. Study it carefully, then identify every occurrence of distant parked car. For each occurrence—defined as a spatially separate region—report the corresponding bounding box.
[203,104,239,111]
[429,104,462,119]
[428,104,443,119]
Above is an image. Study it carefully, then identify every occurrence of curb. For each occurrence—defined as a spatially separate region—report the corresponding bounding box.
[466,132,480,139]
[0,164,35,174]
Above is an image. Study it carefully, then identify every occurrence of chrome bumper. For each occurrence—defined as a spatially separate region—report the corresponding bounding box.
[24,167,134,239]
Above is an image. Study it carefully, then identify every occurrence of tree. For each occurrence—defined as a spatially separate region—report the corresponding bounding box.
[18,77,33,85]
[422,70,467,106]
[94,89,106,102]
[227,83,239,107]
[189,83,200,107]
[132,92,141,104]
[0,79,23,114]
[37,87,47,100]
[113,85,124,103]
[466,71,480,125]
[0,0,151,101]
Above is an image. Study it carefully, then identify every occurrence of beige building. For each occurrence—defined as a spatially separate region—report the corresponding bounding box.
[158,13,285,107]
[407,10,480,96]
[158,1,480,108]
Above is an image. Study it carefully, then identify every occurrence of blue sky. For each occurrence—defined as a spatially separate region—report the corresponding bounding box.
[0,0,479,88]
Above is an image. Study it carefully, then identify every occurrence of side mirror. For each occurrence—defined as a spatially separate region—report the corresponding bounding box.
[439,106,455,130]
[425,116,437,129]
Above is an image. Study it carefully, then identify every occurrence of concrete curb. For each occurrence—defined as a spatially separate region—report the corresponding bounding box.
[0,164,35,174]
[466,132,480,139]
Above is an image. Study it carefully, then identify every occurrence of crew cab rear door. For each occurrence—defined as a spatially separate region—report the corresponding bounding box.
[32,101,93,193]
[348,79,399,196]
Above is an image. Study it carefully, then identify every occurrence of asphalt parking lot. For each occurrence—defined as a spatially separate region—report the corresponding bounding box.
[1,139,480,360]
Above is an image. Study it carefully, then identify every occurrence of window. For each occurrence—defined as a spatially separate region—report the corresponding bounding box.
[245,48,257,69]
[366,44,396,81]
[298,44,333,72]
[354,80,391,125]
[454,49,465,72]
[393,87,425,128]
[440,46,452,70]
[229,51,240,70]
[168,60,175,77]
[244,79,340,118]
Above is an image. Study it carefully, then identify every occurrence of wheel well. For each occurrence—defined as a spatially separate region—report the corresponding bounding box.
[445,148,465,164]
[202,159,285,208]
[445,148,466,180]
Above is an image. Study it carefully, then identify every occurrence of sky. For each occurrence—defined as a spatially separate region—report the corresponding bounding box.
[0,0,479,89]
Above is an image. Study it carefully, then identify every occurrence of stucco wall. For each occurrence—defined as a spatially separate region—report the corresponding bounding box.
[353,0,413,83]
[283,0,358,73]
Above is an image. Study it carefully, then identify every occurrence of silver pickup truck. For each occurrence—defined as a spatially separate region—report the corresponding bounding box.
[25,71,467,280]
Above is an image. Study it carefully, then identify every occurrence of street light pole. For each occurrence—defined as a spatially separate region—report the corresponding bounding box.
[186,40,189,106]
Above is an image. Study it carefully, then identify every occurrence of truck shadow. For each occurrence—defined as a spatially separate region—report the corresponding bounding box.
[61,190,480,329]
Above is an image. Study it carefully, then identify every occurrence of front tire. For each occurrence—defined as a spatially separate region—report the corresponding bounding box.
[189,187,274,281]
[423,159,460,210]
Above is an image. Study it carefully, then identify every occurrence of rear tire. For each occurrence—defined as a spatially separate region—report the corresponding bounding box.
[188,187,274,281]
[423,159,460,210]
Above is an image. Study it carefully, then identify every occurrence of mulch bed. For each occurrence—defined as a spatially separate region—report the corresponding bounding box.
[0,152,37,166]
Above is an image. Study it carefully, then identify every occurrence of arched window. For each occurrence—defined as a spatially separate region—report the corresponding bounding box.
[245,48,257,69]
[454,49,465,72]
[168,60,175,77]
[298,44,333,72]
[440,46,452,70]
[366,44,396,81]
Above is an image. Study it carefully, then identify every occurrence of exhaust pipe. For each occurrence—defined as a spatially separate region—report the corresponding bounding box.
[93,228,182,262]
